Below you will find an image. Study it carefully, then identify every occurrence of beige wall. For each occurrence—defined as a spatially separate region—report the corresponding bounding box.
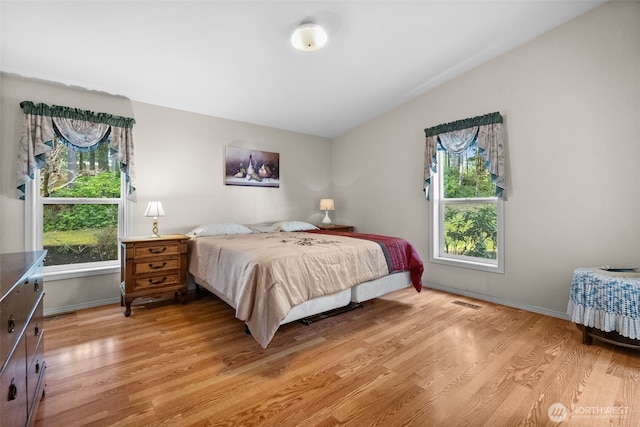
[332,1,640,317]
[0,76,331,314]
[130,101,332,235]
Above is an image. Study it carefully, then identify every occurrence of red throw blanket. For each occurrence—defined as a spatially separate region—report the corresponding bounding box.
[308,230,423,292]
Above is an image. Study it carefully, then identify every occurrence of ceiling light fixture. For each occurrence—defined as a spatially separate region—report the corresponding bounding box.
[291,23,328,52]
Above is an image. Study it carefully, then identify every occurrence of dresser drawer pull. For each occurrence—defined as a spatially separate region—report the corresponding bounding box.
[34,323,40,337]
[149,261,167,269]
[34,281,41,293]
[8,379,17,401]
[8,315,15,333]
[35,361,41,374]
[148,247,167,254]
[148,277,167,285]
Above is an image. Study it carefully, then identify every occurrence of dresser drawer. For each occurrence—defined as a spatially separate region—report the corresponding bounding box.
[26,297,44,366]
[133,241,180,259]
[25,265,44,312]
[0,334,28,427]
[26,334,45,417]
[133,257,180,275]
[0,282,27,365]
[133,273,181,291]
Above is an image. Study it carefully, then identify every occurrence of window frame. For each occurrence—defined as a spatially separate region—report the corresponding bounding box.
[25,168,131,280]
[429,150,504,274]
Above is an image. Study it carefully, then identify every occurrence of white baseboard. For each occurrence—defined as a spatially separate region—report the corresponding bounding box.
[423,281,570,321]
[44,297,121,317]
[43,283,570,322]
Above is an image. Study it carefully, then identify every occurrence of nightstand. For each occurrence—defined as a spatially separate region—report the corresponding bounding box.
[119,234,189,316]
[316,224,355,232]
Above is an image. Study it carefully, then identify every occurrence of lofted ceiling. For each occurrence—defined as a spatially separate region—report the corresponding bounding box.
[0,1,604,138]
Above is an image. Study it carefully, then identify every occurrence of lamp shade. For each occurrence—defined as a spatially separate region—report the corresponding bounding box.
[319,198,334,211]
[144,201,165,218]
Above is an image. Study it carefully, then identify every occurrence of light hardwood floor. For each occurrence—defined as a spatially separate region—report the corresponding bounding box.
[35,287,639,427]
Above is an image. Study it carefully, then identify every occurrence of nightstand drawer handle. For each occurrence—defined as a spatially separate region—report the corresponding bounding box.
[148,277,167,285]
[148,247,167,254]
[149,261,167,269]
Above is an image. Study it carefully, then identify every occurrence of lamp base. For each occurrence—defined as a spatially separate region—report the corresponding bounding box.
[322,211,332,224]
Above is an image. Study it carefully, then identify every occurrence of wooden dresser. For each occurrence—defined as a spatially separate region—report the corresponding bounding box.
[0,251,47,427]
[119,235,189,316]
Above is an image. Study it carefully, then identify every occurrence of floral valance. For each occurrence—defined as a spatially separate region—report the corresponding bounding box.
[424,112,506,200]
[16,101,137,201]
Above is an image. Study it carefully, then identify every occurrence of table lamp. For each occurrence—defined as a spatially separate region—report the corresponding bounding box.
[144,201,165,237]
[319,198,334,224]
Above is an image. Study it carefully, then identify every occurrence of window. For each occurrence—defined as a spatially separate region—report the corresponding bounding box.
[430,145,504,273]
[27,138,129,277]
[18,101,136,279]
[424,112,506,273]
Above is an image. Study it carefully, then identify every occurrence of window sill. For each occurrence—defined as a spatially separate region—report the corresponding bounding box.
[44,263,120,281]
[430,256,504,274]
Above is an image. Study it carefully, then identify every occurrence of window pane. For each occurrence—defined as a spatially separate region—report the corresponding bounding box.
[40,140,121,198]
[442,146,495,198]
[443,203,497,260]
[43,204,118,266]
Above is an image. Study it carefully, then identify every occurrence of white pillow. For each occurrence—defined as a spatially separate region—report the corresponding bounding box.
[272,220,318,232]
[187,223,253,237]
[244,223,278,233]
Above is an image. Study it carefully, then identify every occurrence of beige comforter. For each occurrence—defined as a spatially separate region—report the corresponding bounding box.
[188,232,389,347]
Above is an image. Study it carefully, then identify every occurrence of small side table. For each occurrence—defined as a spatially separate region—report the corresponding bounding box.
[119,234,189,316]
[568,267,640,349]
[316,224,354,232]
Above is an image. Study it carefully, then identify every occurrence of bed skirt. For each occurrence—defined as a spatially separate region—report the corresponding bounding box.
[193,270,411,326]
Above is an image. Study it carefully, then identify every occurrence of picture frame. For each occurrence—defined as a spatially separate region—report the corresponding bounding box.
[225,146,280,188]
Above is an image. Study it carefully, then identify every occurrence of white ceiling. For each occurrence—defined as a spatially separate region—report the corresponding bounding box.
[0,1,604,138]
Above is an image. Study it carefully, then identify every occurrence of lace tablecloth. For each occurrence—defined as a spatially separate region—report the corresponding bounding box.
[567,268,640,339]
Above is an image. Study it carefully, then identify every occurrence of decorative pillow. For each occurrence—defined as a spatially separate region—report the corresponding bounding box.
[272,220,318,232]
[186,223,253,237]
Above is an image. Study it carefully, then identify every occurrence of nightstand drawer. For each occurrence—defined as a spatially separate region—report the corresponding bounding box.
[134,257,180,274]
[133,273,181,290]
[133,242,180,259]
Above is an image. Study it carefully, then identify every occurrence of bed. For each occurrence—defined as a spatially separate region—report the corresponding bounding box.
[187,221,424,347]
